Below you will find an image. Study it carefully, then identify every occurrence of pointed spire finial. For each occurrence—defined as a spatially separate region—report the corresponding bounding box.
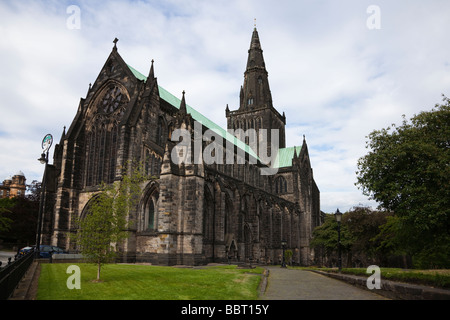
[179,90,187,115]
[60,125,66,143]
[254,18,257,28]
[113,38,119,50]
[148,59,155,79]
[87,83,92,96]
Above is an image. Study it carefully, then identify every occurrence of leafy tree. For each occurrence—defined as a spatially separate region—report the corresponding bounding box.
[343,206,392,265]
[311,208,393,267]
[0,205,13,234]
[0,197,39,246]
[284,249,293,265]
[310,214,354,266]
[356,97,450,268]
[72,161,149,281]
[26,180,42,202]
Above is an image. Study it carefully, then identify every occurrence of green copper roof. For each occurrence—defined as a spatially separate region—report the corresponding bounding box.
[273,146,302,168]
[127,64,300,168]
[127,64,259,160]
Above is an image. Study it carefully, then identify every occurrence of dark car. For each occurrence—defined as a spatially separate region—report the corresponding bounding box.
[18,246,34,256]
[18,245,68,258]
[38,245,68,258]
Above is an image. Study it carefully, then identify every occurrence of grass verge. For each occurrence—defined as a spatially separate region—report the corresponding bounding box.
[302,267,450,289]
[37,263,264,300]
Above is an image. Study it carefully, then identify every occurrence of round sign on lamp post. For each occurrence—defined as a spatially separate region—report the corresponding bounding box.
[38,134,53,164]
[42,134,53,151]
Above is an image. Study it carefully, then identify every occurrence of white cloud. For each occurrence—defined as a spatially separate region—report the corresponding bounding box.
[1,0,449,213]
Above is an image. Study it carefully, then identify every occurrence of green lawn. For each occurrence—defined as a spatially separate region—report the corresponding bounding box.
[37,263,264,300]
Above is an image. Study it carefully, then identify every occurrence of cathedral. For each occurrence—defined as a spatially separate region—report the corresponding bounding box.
[40,28,322,266]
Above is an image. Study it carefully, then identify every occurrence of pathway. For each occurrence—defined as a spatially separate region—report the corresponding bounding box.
[261,267,387,300]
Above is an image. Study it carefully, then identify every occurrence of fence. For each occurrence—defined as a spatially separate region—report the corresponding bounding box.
[0,249,35,300]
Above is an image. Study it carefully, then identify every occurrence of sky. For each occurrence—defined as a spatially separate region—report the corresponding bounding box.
[1,0,449,213]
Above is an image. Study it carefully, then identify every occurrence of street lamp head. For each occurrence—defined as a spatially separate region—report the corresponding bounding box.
[38,153,47,164]
[281,239,287,247]
[335,208,343,223]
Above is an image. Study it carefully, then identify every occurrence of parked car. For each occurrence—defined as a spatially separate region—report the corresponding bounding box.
[38,245,68,258]
[18,246,34,256]
[17,245,68,258]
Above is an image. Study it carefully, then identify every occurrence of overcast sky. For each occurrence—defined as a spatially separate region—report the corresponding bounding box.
[1,0,449,213]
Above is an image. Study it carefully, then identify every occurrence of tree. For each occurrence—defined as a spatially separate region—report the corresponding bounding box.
[0,203,13,234]
[284,249,293,266]
[0,197,39,246]
[312,208,403,267]
[343,206,392,265]
[356,97,450,267]
[73,161,149,281]
[310,214,354,267]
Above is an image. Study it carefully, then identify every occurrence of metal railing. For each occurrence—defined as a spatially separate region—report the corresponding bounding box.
[0,249,35,300]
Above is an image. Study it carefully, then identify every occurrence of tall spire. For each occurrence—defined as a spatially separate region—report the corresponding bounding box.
[179,90,187,115]
[148,59,155,79]
[226,26,286,149]
[240,27,272,110]
[246,27,265,72]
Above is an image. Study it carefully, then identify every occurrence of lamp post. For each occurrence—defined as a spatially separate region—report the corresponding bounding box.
[335,208,343,272]
[281,239,287,268]
[35,134,52,259]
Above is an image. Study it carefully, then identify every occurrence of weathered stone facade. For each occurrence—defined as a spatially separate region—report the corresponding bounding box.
[41,28,322,266]
[0,171,26,199]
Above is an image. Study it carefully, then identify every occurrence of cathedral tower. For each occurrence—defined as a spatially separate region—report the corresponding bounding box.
[226,27,286,154]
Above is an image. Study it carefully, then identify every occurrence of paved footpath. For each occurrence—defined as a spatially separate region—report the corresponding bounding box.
[261,267,387,300]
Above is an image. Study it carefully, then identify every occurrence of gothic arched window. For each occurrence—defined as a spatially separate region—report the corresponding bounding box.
[102,85,123,114]
[85,83,128,187]
[96,126,106,183]
[147,198,155,230]
[143,190,158,231]
[203,188,214,242]
[224,195,233,235]
[108,125,118,182]
[86,131,95,186]
[275,176,287,194]
[156,116,168,147]
[256,118,262,130]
